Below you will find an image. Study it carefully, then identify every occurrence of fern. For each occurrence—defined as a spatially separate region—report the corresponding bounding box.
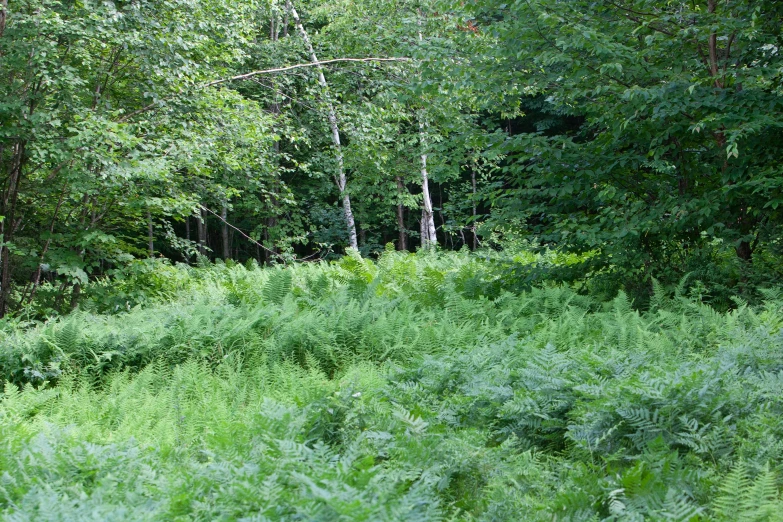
[713,462,783,521]
[2,251,783,520]
[263,269,293,305]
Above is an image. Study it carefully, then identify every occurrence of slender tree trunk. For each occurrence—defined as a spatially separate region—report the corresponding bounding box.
[147,210,154,258]
[419,142,437,249]
[266,16,282,264]
[221,202,230,260]
[416,9,436,250]
[287,0,358,250]
[396,176,407,251]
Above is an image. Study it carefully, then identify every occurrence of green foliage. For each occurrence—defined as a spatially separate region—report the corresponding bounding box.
[3,252,783,519]
[458,0,783,301]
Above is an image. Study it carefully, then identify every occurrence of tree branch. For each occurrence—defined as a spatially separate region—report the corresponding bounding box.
[116,57,408,123]
[204,57,409,87]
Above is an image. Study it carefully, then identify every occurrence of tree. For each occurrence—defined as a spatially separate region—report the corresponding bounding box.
[287,0,359,250]
[0,0,274,314]
[460,0,783,291]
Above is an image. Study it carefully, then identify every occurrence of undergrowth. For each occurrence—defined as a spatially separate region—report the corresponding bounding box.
[2,249,783,520]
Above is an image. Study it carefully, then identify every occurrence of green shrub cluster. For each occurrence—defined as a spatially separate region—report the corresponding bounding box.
[2,251,783,520]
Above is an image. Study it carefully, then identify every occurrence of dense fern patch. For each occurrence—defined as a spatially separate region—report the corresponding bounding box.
[2,251,783,520]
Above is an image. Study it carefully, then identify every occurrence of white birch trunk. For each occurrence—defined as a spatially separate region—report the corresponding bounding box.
[419,141,437,248]
[287,0,358,250]
[417,10,437,249]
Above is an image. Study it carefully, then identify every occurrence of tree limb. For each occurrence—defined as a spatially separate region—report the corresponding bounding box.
[116,57,408,123]
[204,57,409,87]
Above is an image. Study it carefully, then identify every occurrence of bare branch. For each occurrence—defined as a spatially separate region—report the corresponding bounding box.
[204,57,409,87]
[116,57,408,123]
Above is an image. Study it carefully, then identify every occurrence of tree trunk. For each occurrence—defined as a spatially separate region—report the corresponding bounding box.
[419,144,437,249]
[396,176,407,251]
[287,0,358,250]
[416,10,436,250]
[266,18,282,265]
[221,202,230,260]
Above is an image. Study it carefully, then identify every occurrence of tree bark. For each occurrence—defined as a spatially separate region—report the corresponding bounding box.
[287,0,358,250]
[419,135,437,249]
